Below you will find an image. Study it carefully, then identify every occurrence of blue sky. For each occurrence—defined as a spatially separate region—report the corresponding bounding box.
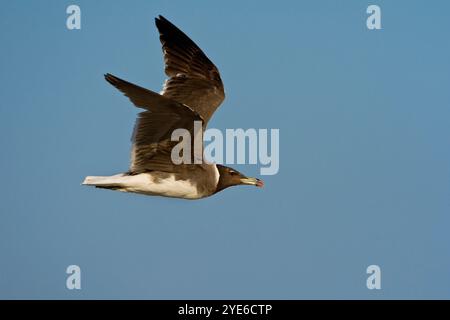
[0,0,449,299]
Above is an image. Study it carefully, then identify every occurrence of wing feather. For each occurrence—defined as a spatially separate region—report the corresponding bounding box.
[104,73,203,173]
[155,15,225,124]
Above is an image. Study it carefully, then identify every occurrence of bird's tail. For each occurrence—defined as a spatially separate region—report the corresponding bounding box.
[82,174,127,190]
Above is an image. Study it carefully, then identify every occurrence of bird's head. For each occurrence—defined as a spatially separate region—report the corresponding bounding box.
[215,164,264,193]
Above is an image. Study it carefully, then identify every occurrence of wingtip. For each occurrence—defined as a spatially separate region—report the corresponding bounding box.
[155,15,164,25]
[155,14,174,31]
[104,73,117,84]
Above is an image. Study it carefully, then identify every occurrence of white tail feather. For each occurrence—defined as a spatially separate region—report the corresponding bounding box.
[82,173,126,187]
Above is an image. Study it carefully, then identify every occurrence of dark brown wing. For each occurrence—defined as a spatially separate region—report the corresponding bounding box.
[105,73,203,174]
[155,15,225,124]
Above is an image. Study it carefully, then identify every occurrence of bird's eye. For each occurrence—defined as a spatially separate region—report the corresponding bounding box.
[230,171,237,176]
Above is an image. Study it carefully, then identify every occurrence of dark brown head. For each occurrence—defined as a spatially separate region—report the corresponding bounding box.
[214,164,264,194]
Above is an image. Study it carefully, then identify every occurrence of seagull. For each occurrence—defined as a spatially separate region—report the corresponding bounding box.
[82,15,263,199]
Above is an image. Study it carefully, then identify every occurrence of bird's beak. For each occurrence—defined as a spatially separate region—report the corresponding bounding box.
[240,177,264,188]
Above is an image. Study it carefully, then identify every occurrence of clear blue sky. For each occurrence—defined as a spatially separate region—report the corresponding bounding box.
[1,0,449,299]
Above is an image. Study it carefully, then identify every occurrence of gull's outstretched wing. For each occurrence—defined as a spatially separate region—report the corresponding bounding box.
[105,73,203,174]
[155,15,225,124]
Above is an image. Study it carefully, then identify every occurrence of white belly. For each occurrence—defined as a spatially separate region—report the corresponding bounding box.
[120,173,202,199]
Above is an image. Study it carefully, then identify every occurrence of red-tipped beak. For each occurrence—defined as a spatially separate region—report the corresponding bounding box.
[240,177,264,188]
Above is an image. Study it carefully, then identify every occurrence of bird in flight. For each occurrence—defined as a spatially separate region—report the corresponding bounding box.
[82,15,263,199]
